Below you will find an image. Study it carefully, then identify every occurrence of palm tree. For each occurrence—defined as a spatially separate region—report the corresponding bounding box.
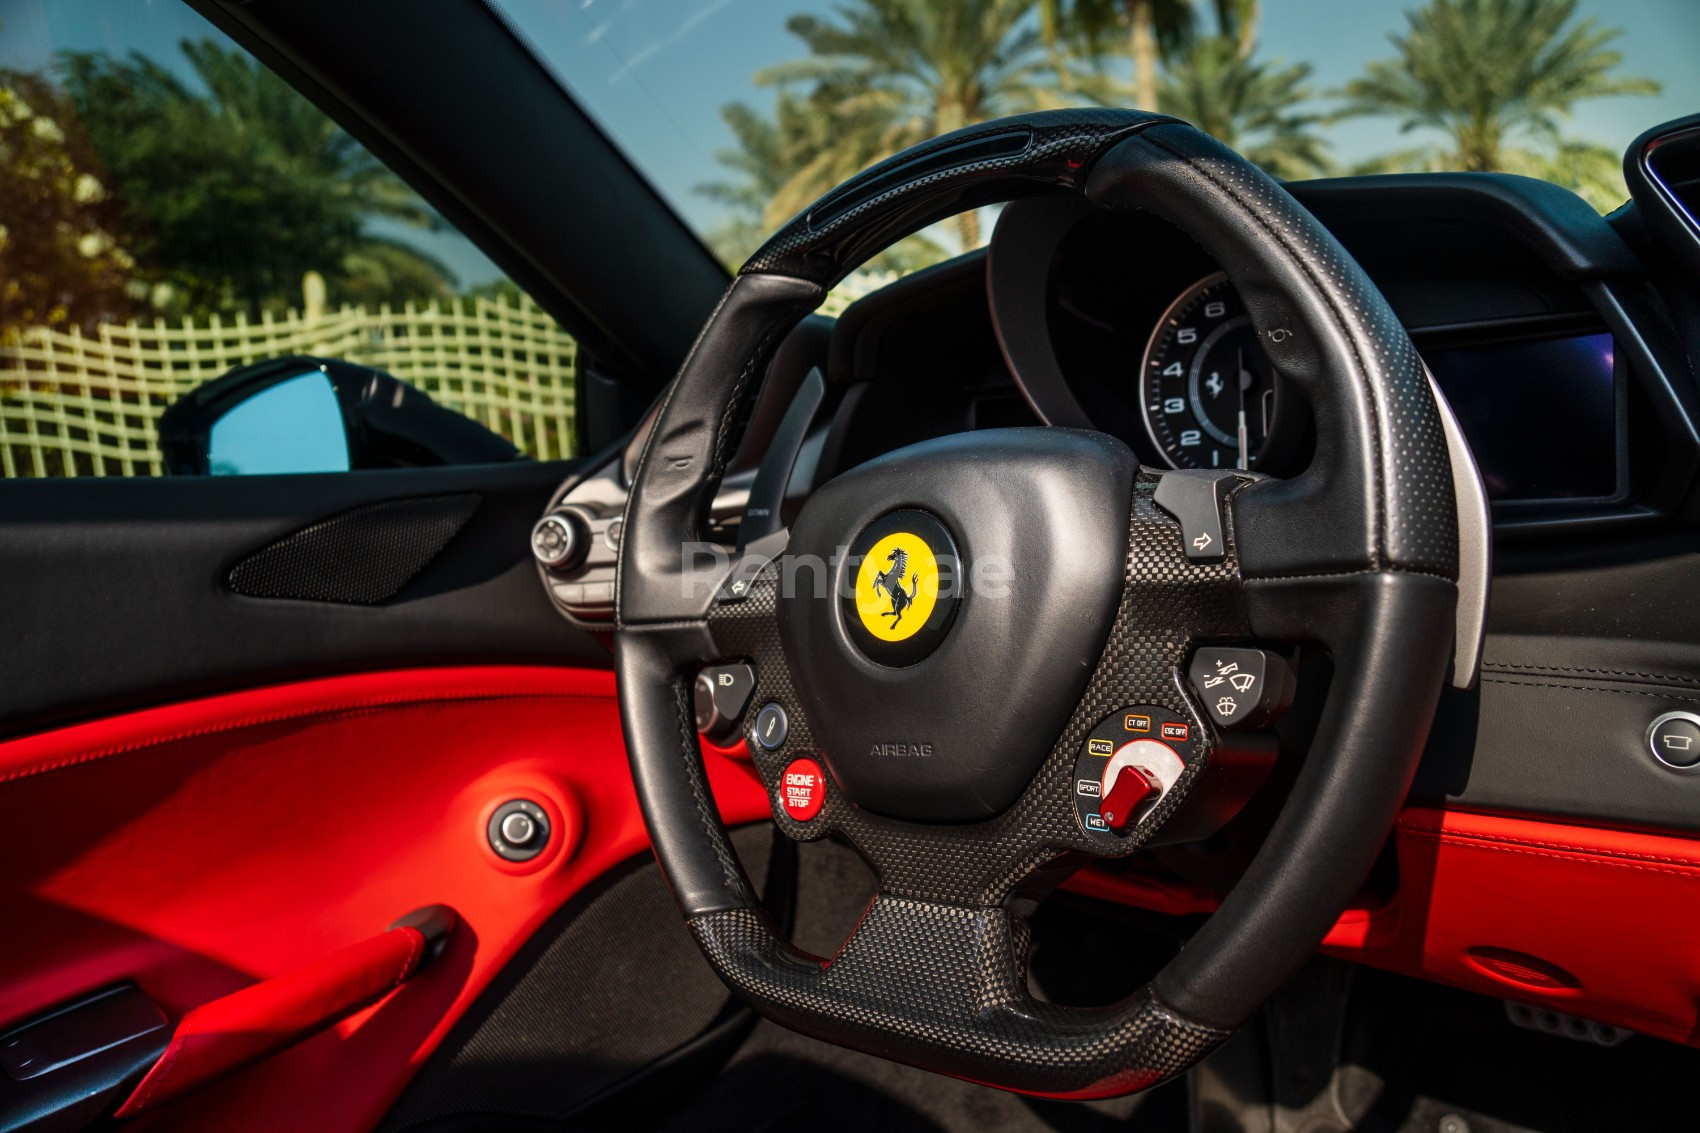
[56,40,453,316]
[1158,36,1330,179]
[695,97,803,266]
[755,0,1057,249]
[1336,0,1658,176]
[1039,0,1257,112]
[696,92,945,269]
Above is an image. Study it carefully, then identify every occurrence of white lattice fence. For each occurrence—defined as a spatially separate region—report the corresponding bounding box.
[0,295,577,478]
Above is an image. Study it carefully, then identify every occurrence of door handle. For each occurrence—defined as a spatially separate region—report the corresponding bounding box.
[113,906,453,1119]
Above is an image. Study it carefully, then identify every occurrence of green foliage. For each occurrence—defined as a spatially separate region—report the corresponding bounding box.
[1039,0,1258,111]
[703,0,1658,263]
[1337,0,1658,208]
[753,0,1061,250]
[697,89,952,270]
[1158,35,1330,179]
[55,40,454,318]
[0,70,139,341]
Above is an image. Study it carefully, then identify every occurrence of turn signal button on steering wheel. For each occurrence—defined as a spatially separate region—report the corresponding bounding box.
[1099,766,1158,832]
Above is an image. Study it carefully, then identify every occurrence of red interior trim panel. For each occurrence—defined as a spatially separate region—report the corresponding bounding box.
[0,666,768,1132]
[1336,808,1700,1044]
[1073,806,1700,1046]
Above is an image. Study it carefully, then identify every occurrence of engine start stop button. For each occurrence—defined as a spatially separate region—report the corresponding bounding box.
[779,758,826,821]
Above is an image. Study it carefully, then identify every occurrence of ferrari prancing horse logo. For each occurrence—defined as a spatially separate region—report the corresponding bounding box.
[873,547,918,626]
[853,531,939,643]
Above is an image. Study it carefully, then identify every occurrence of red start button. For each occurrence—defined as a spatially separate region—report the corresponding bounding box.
[779,758,826,822]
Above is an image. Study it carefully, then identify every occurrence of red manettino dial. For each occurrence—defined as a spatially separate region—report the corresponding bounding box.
[1100,766,1157,831]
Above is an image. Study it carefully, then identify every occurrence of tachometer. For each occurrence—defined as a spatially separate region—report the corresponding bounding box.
[1139,273,1280,470]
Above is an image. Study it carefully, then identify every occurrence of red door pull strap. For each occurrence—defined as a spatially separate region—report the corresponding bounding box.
[115,906,453,1118]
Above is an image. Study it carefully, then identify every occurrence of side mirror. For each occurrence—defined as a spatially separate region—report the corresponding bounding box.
[158,356,522,476]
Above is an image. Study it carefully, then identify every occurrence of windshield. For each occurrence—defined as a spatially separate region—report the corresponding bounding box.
[496,0,1700,272]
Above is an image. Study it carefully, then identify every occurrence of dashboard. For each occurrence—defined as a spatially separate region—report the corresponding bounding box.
[535,141,1700,1051]
[542,167,1700,622]
[542,158,1700,856]
[980,181,1684,529]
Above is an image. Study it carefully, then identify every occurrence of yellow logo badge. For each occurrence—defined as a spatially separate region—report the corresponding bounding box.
[853,531,939,642]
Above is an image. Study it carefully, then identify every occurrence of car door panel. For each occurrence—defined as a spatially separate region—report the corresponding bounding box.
[0,462,603,737]
[0,664,770,1131]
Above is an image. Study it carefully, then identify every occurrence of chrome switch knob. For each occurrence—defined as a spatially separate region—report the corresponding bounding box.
[531,510,589,573]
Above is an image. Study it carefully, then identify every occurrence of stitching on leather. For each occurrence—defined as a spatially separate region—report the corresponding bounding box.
[0,688,613,786]
[1247,566,1456,584]
[708,301,817,483]
[1401,829,1700,880]
[671,676,754,906]
[1475,673,1700,700]
[392,928,426,989]
[613,291,705,629]
[1484,662,1700,686]
[1139,128,1389,570]
[1398,824,1700,868]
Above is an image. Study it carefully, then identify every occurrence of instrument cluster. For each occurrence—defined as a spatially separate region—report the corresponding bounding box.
[986,193,1313,478]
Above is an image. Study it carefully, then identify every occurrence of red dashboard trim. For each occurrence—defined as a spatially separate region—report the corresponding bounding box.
[1070,806,1700,1044]
[1352,807,1700,1042]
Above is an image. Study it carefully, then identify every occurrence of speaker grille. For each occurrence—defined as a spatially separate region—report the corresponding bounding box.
[227,494,479,605]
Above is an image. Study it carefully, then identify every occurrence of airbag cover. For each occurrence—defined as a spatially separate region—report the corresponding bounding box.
[778,428,1135,821]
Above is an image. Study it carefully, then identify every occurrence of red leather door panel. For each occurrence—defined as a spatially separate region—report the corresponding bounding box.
[113,921,436,1118]
[0,666,768,1131]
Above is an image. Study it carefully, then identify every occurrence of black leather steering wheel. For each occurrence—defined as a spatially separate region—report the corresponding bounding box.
[614,109,1461,1098]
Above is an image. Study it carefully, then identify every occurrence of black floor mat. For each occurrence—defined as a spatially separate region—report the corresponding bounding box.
[1345,967,1700,1133]
[643,1017,1186,1133]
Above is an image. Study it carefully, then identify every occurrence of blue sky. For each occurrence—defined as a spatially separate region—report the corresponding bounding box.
[6,0,1699,278]
[501,0,1700,235]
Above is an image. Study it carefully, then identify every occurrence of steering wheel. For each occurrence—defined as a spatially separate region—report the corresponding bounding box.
[614,109,1469,1098]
